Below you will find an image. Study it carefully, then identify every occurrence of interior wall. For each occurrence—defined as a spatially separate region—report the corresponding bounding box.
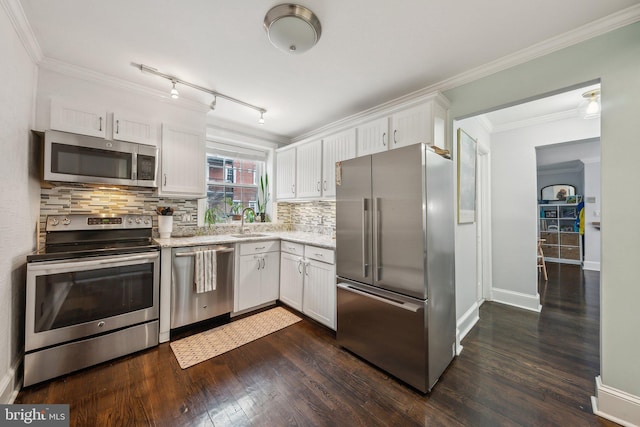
[537,170,583,196]
[443,21,640,418]
[0,4,40,402]
[452,117,491,342]
[583,160,601,270]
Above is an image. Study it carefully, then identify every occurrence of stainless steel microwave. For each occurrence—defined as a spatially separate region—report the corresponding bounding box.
[44,130,158,187]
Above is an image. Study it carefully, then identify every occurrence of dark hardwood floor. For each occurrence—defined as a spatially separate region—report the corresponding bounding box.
[16,263,617,426]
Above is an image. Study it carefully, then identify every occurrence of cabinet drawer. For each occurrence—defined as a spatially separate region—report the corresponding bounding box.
[305,245,335,264]
[560,233,579,246]
[560,246,580,260]
[541,245,559,259]
[281,241,304,256]
[239,240,280,255]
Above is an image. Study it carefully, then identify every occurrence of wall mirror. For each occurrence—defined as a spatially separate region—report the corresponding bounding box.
[541,184,576,201]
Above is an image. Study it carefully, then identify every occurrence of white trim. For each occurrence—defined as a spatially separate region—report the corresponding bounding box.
[491,288,542,312]
[592,375,640,426]
[583,261,601,271]
[0,0,43,63]
[490,109,579,133]
[457,302,480,342]
[0,358,22,404]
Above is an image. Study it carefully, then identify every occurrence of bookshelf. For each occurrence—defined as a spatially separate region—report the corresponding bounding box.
[538,203,582,265]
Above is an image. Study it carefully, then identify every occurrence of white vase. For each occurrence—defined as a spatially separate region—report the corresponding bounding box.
[158,215,173,239]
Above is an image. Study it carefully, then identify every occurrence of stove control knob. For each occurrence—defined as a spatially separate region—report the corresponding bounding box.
[50,218,59,226]
[144,218,150,225]
[128,218,134,224]
[135,217,142,224]
[62,217,71,225]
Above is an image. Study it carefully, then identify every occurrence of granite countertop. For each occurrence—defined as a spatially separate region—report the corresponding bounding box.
[153,231,336,250]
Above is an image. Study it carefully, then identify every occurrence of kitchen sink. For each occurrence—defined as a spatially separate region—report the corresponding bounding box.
[230,233,268,238]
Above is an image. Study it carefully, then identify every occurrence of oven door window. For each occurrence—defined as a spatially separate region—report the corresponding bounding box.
[34,263,154,333]
[51,142,132,179]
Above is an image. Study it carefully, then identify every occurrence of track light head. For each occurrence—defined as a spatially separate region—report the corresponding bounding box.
[170,80,179,99]
[258,111,265,125]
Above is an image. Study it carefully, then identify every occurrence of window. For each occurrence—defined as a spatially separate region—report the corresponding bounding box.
[204,152,265,222]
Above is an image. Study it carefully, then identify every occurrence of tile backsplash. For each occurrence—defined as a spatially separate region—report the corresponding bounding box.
[38,185,336,241]
[276,200,336,236]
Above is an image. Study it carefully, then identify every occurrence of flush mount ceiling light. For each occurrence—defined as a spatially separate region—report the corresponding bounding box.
[582,88,601,119]
[264,4,322,54]
[132,63,267,124]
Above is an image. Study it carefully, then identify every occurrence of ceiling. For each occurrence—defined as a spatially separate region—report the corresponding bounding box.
[18,1,640,140]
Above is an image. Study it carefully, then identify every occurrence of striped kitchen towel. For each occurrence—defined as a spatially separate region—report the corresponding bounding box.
[194,249,217,293]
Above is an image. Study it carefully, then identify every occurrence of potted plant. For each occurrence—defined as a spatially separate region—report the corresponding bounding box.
[226,197,243,221]
[256,173,270,222]
[204,206,223,227]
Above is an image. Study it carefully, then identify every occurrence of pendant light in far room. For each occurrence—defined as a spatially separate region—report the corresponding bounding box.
[582,89,600,119]
[264,4,322,54]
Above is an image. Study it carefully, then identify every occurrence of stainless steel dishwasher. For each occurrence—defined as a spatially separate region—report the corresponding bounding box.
[171,245,234,329]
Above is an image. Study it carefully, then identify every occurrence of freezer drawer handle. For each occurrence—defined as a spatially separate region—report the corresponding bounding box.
[337,283,420,313]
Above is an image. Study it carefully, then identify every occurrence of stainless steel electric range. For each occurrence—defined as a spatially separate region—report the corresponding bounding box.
[25,214,160,386]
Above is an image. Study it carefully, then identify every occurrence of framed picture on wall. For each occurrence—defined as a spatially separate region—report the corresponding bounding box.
[457,128,477,224]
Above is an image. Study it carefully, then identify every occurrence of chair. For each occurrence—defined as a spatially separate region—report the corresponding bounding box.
[537,239,548,281]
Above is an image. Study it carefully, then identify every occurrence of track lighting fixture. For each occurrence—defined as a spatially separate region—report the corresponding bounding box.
[133,63,267,125]
[170,80,179,99]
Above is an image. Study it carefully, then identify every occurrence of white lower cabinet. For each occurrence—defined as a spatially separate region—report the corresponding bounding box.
[236,241,280,312]
[280,242,336,330]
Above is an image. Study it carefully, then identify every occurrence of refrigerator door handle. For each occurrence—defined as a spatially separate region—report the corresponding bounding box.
[337,283,421,313]
[362,198,369,277]
[373,197,382,281]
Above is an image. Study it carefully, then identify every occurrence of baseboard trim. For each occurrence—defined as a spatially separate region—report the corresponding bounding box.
[592,376,640,426]
[0,359,22,404]
[491,288,542,312]
[583,261,601,271]
[457,302,480,341]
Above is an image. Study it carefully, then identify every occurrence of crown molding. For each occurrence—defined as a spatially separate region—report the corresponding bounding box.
[38,57,210,114]
[537,165,584,176]
[491,109,580,133]
[1,0,42,63]
[474,115,494,134]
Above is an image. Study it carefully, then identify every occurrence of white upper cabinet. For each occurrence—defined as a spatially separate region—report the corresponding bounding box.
[322,129,356,198]
[112,111,158,146]
[50,98,107,138]
[390,102,432,149]
[357,116,389,156]
[296,140,322,198]
[276,147,296,200]
[159,124,205,197]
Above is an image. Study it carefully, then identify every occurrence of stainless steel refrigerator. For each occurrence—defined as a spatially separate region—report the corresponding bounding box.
[336,143,455,393]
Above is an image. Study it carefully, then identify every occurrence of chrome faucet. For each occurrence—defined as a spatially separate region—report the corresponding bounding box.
[241,207,256,234]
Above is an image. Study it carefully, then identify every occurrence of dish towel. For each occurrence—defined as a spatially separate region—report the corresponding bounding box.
[194,249,217,293]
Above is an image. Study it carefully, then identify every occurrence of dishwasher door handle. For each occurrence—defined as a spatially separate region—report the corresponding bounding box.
[175,248,235,257]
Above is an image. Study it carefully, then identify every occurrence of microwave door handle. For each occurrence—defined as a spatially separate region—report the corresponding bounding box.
[132,152,138,180]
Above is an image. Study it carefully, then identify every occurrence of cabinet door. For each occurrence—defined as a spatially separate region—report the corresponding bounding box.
[303,259,336,330]
[260,252,281,303]
[357,117,389,156]
[50,98,107,138]
[296,140,322,198]
[280,253,304,311]
[113,112,157,146]
[322,129,356,198]
[160,125,205,197]
[276,148,296,199]
[390,103,432,149]
[237,254,262,311]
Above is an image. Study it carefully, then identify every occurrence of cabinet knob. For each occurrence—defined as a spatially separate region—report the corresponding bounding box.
[393,129,398,144]
[382,132,387,146]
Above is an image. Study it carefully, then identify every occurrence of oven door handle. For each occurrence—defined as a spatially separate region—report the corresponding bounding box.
[27,252,159,272]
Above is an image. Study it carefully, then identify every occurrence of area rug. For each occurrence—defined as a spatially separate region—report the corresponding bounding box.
[170,307,302,369]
